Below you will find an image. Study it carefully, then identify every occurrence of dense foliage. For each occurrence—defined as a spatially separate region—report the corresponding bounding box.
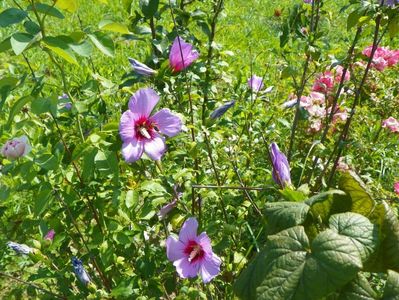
[0,0,399,299]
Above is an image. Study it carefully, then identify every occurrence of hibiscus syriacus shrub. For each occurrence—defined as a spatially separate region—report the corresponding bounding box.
[1,0,399,299]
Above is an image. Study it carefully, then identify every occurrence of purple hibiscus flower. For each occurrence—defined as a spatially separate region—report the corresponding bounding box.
[169,37,199,72]
[119,88,182,162]
[128,58,156,76]
[166,217,221,283]
[270,142,292,188]
[247,75,264,92]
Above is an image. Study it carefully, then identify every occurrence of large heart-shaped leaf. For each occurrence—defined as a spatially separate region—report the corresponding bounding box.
[380,201,399,271]
[306,189,350,224]
[256,226,362,300]
[338,273,377,300]
[233,249,270,300]
[339,171,375,216]
[329,212,379,262]
[382,270,399,300]
[264,201,309,234]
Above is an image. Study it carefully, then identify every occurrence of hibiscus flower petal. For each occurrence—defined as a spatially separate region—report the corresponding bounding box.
[200,254,222,283]
[143,134,166,160]
[150,108,182,137]
[179,217,198,244]
[173,257,199,279]
[128,88,159,118]
[119,110,136,142]
[121,139,144,163]
[166,236,185,262]
[196,232,212,253]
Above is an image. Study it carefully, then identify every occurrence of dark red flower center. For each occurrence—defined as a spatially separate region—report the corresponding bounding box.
[184,240,205,264]
[134,116,157,141]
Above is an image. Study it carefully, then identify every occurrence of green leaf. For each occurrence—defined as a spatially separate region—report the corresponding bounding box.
[256,227,362,300]
[10,32,35,55]
[99,19,130,34]
[347,10,361,31]
[139,0,159,18]
[95,150,119,178]
[27,3,64,19]
[23,21,41,35]
[389,15,399,39]
[30,97,58,116]
[307,190,351,224]
[6,95,32,129]
[55,0,78,12]
[88,32,114,57]
[264,201,309,234]
[81,147,98,182]
[338,273,378,300]
[43,36,78,65]
[140,181,167,195]
[339,171,375,216]
[279,187,307,202]
[381,201,399,271]
[69,39,93,57]
[0,8,28,27]
[234,249,269,300]
[382,270,399,300]
[34,184,53,216]
[0,77,19,109]
[35,153,59,171]
[0,37,11,53]
[125,190,139,208]
[329,212,379,262]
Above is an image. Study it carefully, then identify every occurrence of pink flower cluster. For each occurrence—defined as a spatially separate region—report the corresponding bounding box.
[382,117,399,133]
[312,66,350,95]
[298,65,350,132]
[362,46,399,71]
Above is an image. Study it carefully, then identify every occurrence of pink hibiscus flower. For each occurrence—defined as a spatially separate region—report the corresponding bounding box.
[394,182,399,195]
[166,217,221,283]
[119,88,182,162]
[169,37,199,73]
[382,117,399,133]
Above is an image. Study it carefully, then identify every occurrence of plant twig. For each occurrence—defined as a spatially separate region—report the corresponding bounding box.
[0,272,66,299]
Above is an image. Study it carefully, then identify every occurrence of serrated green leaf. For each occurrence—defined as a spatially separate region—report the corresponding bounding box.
[235,225,363,300]
[264,201,309,234]
[339,171,375,216]
[234,249,269,300]
[381,201,399,271]
[383,270,399,300]
[0,8,28,27]
[329,212,379,262]
[338,273,378,300]
[307,190,351,224]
